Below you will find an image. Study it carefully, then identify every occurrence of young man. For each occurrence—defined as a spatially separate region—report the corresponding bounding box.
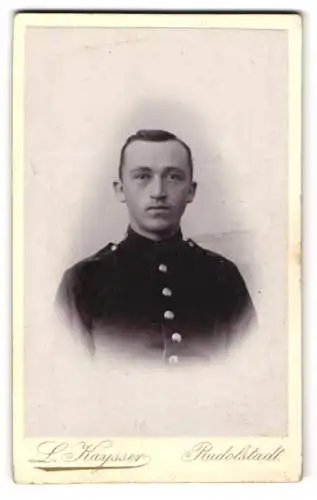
[57,129,256,363]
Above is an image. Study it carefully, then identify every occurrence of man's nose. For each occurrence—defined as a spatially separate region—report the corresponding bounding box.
[150,176,166,199]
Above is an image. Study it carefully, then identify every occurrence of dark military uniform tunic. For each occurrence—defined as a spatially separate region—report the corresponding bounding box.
[57,228,256,364]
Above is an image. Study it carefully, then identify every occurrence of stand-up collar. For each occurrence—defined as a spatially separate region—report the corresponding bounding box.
[122,226,184,255]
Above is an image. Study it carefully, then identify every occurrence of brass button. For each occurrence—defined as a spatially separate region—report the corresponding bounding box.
[168,355,179,365]
[171,332,182,343]
[162,287,172,297]
[164,310,175,320]
[158,264,168,273]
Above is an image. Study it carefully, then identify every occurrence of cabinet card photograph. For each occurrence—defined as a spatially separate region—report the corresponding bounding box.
[12,12,302,483]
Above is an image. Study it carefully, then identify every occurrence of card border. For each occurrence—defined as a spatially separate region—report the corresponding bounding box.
[12,12,302,483]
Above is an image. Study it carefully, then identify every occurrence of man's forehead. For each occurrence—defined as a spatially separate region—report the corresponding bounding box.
[124,139,189,167]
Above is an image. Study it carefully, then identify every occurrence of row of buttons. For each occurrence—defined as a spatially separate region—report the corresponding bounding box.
[109,240,197,365]
[159,262,182,364]
[111,244,183,365]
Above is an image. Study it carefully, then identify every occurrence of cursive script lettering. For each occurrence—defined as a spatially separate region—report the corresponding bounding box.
[29,440,151,471]
[182,441,285,462]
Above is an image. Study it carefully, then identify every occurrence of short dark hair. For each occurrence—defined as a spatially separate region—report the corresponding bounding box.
[118,129,193,179]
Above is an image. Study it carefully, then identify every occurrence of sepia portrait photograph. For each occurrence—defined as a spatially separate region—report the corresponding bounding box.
[12,12,302,483]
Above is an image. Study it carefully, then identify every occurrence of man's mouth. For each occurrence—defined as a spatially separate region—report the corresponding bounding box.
[147,206,170,211]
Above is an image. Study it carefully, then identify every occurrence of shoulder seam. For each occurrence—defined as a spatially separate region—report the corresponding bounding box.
[93,242,117,260]
[68,242,117,270]
[186,238,235,265]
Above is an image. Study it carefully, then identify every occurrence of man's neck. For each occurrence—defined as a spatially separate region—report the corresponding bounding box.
[128,223,181,242]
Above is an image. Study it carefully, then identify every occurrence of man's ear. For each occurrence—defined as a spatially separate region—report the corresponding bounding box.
[186,181,197,204]
[113,180,126,203]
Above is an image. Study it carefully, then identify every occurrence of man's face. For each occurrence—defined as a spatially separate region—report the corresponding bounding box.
[114,140,196,240]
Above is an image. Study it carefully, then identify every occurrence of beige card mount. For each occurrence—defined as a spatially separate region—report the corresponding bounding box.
[12,12,302,483]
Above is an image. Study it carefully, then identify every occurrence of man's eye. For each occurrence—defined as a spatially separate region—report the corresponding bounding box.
[135,173,151,180]
[167,173,183,181]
